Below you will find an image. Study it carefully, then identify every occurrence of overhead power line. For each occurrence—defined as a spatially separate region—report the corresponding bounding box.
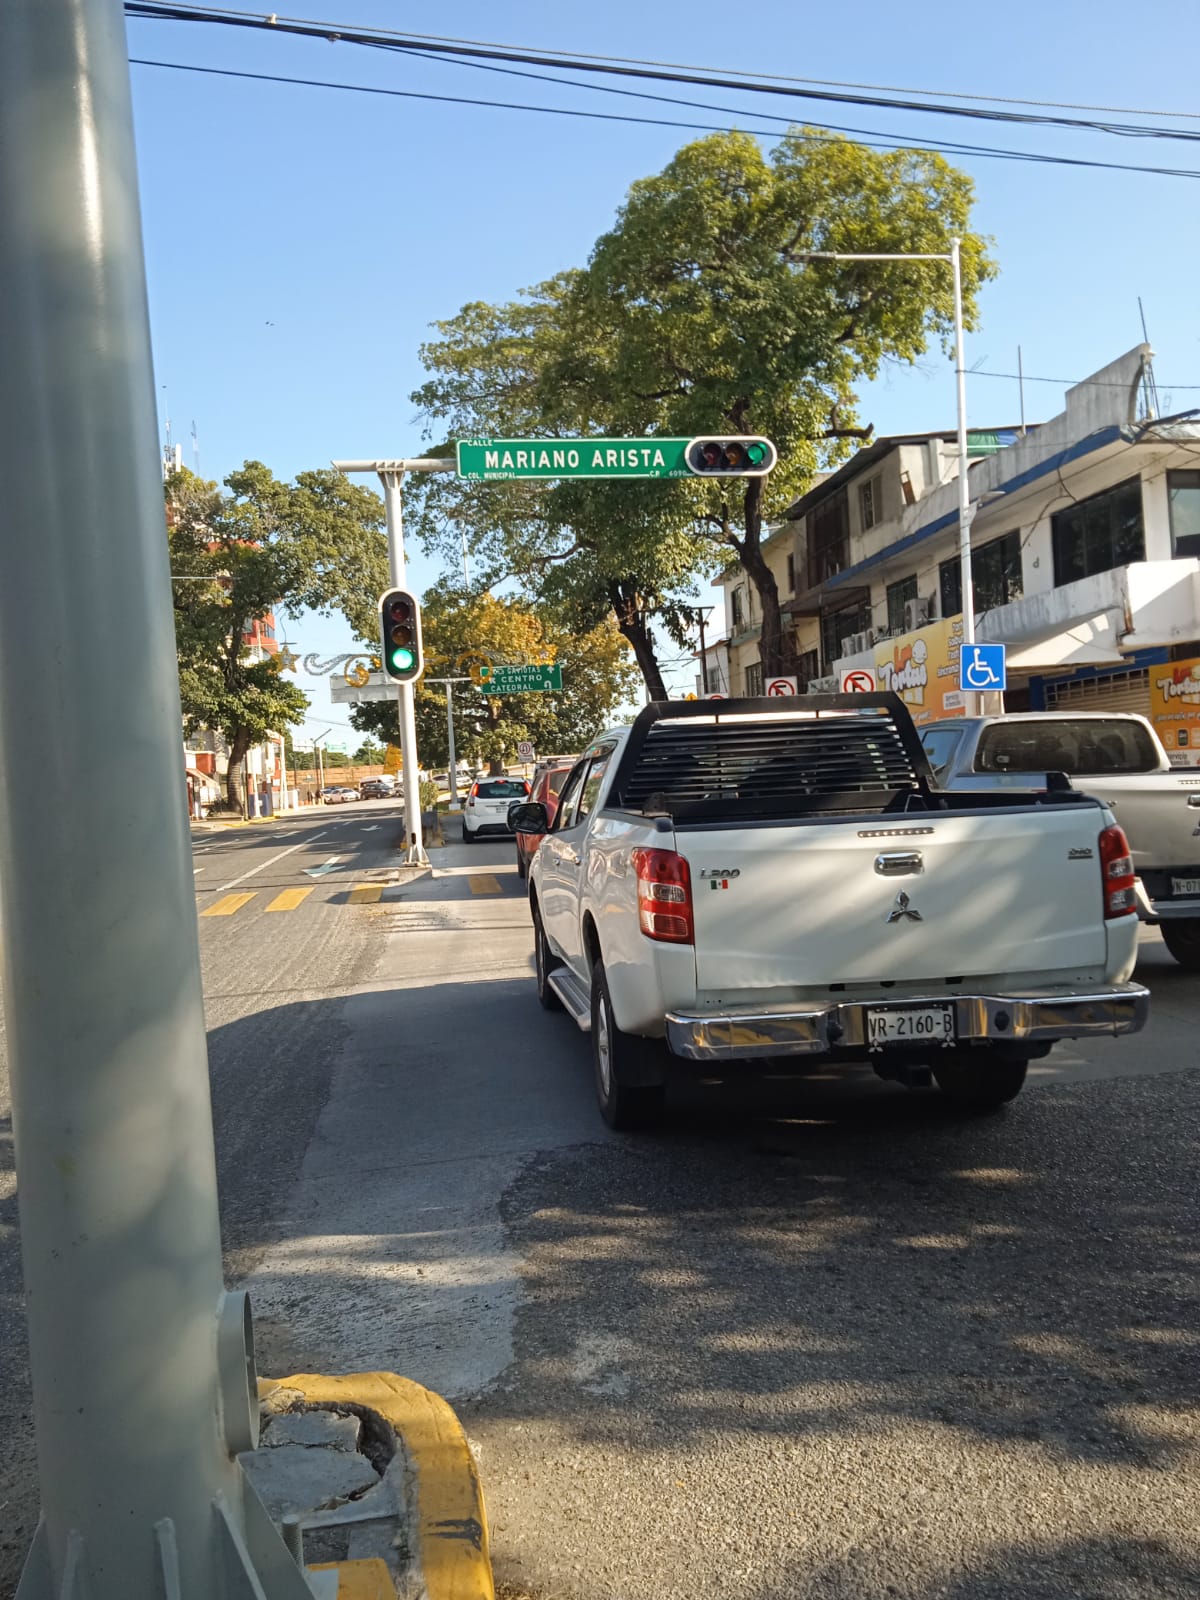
[124,4,1200,148]
[127,58,1200,184]
[123,4,1200,124]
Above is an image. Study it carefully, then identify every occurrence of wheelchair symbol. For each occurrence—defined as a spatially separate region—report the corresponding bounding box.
[962,645,1005,691]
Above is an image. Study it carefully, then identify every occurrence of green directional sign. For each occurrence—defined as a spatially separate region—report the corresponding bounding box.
[457,437,693,482]
[479,663,563,695]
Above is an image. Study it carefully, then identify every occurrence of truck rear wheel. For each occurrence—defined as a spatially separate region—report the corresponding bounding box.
[1160,919,1200,972]
[590,960,666,1131]
[934,1050,1028,1113]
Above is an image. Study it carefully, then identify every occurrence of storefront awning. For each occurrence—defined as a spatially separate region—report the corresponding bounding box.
[985,608,1125,672]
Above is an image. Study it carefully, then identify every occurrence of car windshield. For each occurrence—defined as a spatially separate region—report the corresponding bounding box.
[974,719,1161,775]
[475,780,528,798]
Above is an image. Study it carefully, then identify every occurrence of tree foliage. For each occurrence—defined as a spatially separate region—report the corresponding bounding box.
[409,128,994,678]
[404,274,717,699]
[167,462,389,806]
[350,587,639,770]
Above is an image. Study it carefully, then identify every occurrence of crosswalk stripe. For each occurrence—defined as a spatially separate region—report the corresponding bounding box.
[348,884,383,904]
[266,887,314,913]
[468,875,502,896]
[201,892,257,918]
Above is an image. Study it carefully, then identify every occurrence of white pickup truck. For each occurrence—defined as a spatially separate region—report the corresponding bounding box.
[512,695,1149,1129]
[919,711,1200,970]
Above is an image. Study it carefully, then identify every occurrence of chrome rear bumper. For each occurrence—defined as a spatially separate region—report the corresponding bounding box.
[664,983,1150,1062]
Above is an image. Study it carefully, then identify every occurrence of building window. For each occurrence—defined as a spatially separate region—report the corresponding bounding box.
[820,599,872,671]
[940,530,1024,619]
[859,477,880,531]
[731,588,745,629]
[744,661,763,696]
[807,492,850,588]
[795,648,820,689]
[786,552,796,593]
[1168,470,1200,558]
[1051,477,1144,586]
[886,574,919,634]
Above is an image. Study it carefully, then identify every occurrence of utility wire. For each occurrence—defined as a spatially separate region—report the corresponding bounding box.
[124,4,1200,124]
[124,4,1200,148]
[128,59,1200,183]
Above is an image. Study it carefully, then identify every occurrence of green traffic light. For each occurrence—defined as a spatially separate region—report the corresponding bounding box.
[390,646,415,672]
[746,442,767,465]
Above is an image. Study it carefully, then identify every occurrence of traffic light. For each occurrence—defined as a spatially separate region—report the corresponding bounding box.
[685,436,777,477]
[379,588,424,683]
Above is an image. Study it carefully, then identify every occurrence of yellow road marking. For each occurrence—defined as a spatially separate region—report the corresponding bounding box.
[468,875,502,895]
[265,887,314,913]
[201,892,256,918]
[348,884,384,904]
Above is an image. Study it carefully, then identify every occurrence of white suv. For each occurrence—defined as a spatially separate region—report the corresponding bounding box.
[463,776,530,843]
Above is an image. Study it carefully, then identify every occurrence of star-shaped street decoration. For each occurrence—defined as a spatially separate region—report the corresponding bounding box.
[277,643,299,672]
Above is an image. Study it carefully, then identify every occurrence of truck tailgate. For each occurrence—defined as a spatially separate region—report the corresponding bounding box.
[1077,772,1200,874]
[683,805,1108,991]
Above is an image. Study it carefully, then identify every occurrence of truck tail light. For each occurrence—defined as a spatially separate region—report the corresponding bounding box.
[1099,824,1136,918]
[632,848,694,944]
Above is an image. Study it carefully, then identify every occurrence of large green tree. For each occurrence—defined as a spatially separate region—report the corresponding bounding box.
[168,462,389,808]
[574,129,995,674]
[405,275,717,700]
[350,586,639,771]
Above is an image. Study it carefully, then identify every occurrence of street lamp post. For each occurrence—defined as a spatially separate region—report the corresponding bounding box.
[426,677,471,807]
[797,238,978,651]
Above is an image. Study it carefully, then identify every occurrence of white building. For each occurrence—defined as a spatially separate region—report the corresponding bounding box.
[778,345,1200,745]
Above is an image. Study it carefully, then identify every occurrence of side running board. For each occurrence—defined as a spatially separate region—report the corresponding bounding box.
[547,967,592,1032]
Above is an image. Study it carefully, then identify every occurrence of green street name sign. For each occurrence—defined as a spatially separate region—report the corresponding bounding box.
[479,663,563,695]
[457,437,693,482]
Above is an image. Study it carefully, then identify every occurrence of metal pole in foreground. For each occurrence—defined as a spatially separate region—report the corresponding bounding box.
[0,4,312,1596]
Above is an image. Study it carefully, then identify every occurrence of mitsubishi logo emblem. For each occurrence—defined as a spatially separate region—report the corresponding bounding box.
[886,891,923,924]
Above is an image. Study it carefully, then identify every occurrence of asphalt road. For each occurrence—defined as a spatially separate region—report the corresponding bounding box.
[1,808,1198,1597]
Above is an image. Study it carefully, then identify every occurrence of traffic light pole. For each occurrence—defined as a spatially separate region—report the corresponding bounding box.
[332,458,455,866]
[0,3,313,1596]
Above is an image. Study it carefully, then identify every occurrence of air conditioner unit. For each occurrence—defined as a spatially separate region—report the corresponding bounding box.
[841,629,875,658]
[903,597,932,632]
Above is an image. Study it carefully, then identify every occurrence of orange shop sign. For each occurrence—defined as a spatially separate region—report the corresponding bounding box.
[1150,656,1200,765]
[875,616,966,727]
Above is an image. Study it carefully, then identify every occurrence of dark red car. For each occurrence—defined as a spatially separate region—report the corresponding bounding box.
[514,759,576,880]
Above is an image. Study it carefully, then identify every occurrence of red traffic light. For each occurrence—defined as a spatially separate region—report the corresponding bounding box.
[686,436,777,477]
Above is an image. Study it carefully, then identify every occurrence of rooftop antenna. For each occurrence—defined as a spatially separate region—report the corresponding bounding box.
[1137,297,1161,419]
[162,383,171,448]
[191,419,199,474]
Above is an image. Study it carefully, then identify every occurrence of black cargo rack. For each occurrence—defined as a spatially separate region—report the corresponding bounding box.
[605,695,1093,823]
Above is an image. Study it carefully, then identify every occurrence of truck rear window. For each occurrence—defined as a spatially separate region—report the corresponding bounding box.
[475,780,528,798]
[974,719,1160,775]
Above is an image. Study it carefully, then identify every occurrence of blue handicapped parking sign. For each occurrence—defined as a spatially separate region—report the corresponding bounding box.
[960,642,1007,692]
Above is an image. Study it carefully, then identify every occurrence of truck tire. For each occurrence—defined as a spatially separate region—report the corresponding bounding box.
[934,1050,1028,1113]
[533,907,563,1012]
[516,847,527,881]
[1160,919,1200,971]
[590,959,666,1131]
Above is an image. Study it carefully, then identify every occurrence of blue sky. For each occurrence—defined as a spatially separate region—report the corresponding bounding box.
[128,0,1200,736]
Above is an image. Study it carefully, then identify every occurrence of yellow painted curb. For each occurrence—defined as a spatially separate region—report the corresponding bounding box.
[310,1558,394,1599]
[260,1372,493,1600]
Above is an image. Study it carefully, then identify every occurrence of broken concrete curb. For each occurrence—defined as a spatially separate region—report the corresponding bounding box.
[259,1372,494,1600]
